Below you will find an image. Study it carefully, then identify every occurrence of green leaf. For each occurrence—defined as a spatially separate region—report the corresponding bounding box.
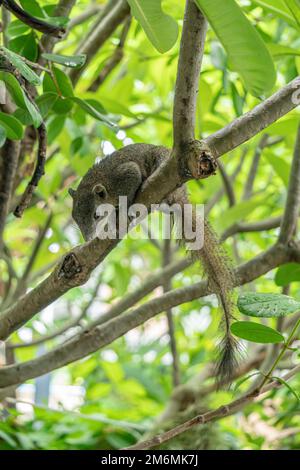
[231,321,285,343]
[43,67,74,97]
[14,108,33,126]
[272,376,300,401]
[71,97,117,129]
[42,53,87,68]
[36,92,58,118]
[19,0,47,18]
[127,0,178,53]
[0,112,24,140]
[234,371,263,391]
[237,293,300,318]
[47,115,65,144]
[264,152,290,187]
[195,0,276,96]
[267,43,300,59]
[44,16,69,28]
[0,72,42,128]
[9,32,38,62]
[0,47,40,85]
[43,68,74,114]
[0,125,7,147]
[284,0,300,28]
[0,429,17,448]
[275,263,300,286]
[251,0,297,27]
[7,20,30,38]
[217,196,264,230]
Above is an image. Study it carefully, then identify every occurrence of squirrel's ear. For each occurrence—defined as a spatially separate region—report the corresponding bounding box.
[93,184,107,200]
[68,188,76,198]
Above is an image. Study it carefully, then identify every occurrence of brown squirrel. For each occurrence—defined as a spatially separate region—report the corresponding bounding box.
[69,143,239,383]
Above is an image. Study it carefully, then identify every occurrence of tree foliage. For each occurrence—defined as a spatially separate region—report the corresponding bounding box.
[0,0,299,451]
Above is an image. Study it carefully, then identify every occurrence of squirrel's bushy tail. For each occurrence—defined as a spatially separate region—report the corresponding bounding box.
[191,218,240,385]
[172,190,240,385]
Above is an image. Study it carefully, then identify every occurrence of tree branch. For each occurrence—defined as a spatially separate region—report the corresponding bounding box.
[14,123,47,218]
[0,139,20,247]
[68,4,102,29]
[205,77,300,158]
[0,77,298,341]
[162,232,180,387]
[69,0,130,86]
[242,134,270,200]
[8,273,103,350]
[125,364,300,450]
[217,160,236,207]
[0,241,297,388]
[173,0,207,148]
[136,77,300,211]
[279,123,300,244]
[87,16,131,92]
[12,212,53,299]
[39,0,77,58]
[220,216,282,242]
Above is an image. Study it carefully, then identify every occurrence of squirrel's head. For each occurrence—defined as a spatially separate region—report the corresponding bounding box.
[69,167,121,241]
[69,159,143,241]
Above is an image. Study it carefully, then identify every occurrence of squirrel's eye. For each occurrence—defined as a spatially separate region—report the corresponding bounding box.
[96,189,106,199]
[94,212,100,221]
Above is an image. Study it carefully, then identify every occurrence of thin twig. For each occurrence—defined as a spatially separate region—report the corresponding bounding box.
[124,364,300,450]
[242,134,270,200]
[69,0,130,86]
[13,213,53,299]
[162,222,180,387]
[217,160,236,207]
[14,123,47,218]
[68,4,103,29]
[88,16,131,92]
[8,274,102,350]
[0,140,20,246]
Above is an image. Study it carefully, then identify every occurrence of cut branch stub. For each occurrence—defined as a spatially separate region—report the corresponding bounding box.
[57,253,82,280]
[181,140,217,180]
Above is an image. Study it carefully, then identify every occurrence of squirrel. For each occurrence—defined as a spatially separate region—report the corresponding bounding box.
[69,143,239,384]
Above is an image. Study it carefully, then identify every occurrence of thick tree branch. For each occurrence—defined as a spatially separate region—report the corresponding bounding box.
[173,0,207,148]
[0,241,297,388]
[279,123,300,244]
[136,77,300,210]
[205,77,300,157]
[0,76,298,341]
